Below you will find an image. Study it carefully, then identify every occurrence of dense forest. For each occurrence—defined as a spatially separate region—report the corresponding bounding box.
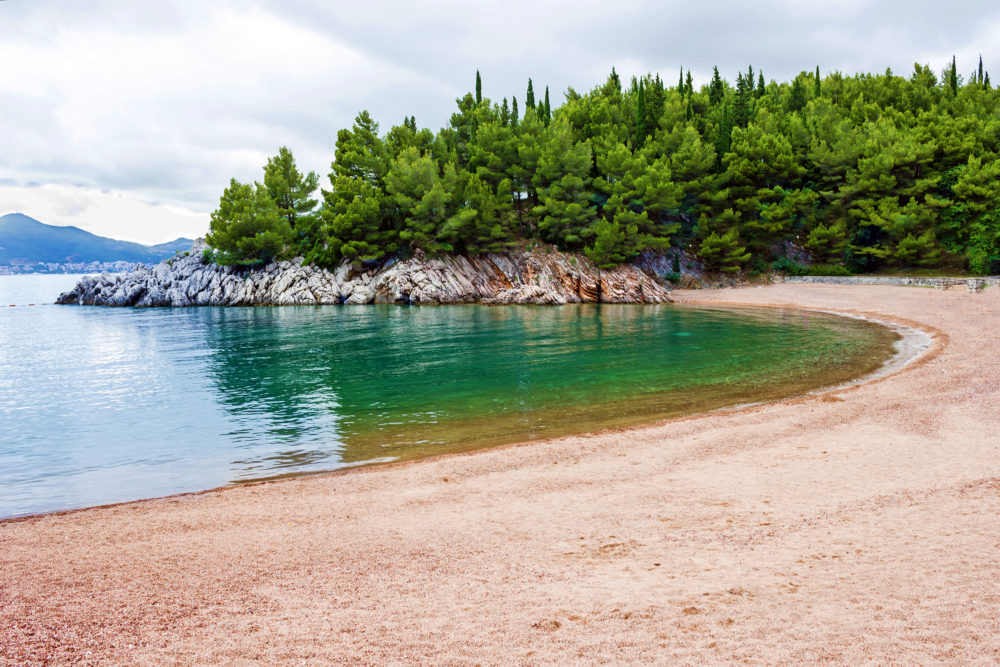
[206,58,1000,275]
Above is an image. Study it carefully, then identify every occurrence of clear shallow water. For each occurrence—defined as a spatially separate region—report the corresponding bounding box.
[0,275,897,518]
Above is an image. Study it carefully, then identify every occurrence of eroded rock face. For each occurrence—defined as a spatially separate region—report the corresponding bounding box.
[56,239,673,307]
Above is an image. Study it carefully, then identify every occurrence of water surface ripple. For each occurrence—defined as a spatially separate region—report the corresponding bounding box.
[0,275,897,517]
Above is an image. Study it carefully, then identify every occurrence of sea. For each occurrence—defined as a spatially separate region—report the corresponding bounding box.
[0,274,897,518]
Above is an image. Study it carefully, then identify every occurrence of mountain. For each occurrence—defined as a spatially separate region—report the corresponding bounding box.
[0,213,193,268]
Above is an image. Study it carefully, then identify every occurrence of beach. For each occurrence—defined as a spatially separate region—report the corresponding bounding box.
[2,283,998,664]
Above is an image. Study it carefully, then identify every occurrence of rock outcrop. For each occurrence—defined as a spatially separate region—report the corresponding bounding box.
[57,240,673,307]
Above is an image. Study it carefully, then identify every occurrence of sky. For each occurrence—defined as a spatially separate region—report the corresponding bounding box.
[1,1,998,244]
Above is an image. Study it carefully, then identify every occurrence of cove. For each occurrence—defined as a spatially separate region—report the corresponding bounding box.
[0,292,898,518]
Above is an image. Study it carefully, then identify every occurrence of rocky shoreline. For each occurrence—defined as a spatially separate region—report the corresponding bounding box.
[56,240,673,306]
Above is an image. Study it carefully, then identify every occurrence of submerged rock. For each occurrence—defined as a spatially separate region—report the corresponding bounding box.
[56,239,673,307]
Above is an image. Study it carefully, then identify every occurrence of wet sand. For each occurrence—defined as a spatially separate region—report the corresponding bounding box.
[2,284,999,664]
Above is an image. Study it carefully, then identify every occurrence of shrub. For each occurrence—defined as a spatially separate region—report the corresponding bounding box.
[807,263,853,276]
[771,256,809,275]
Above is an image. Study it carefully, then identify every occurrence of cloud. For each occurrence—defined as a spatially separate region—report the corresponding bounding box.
[1,0,998,241]
[0,184,208,245]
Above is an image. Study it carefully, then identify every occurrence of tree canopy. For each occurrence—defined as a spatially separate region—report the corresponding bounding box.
[208,59,1000,275]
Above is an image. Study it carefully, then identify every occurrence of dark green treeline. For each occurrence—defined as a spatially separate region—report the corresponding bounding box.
[206,59,1000,275]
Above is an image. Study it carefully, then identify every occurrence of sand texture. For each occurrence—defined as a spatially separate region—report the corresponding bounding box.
[2,284,999,664]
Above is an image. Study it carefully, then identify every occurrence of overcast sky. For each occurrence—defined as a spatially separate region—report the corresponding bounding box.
[1,1,997,244]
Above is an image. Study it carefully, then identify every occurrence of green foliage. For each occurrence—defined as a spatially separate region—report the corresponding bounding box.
[807,263,853,276]
[708,66,724,106]
[698,228,750,272]
[585,218,630,268]
[386,147,452,252]
[206,179,293,266]
[771,256,809,275]
[263,146,319,251]
[205,61,1000,276]
[805,222,848,263]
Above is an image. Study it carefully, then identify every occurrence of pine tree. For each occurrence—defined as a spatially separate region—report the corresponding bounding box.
[526,78,535,109]
[475,70,482,104]
[207,179,293,266]
[814,66,821,97]
[610,67,621,93]
[986,72,992,89]
[310,111,396,266]
[698,227,750,272]
[585,217,630,268]
[805,223,847,262]
[263,147,319,230]
[708,66,724,106]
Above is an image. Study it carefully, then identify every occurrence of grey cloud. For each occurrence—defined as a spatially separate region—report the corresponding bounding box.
[1,0,998,219]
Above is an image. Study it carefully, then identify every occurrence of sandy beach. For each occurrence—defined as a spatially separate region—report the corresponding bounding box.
[2,283,999,664]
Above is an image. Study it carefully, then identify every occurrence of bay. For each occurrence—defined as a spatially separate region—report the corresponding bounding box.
[0,275,897,518]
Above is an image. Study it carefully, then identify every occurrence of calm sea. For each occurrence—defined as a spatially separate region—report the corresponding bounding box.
[0,274,896,518]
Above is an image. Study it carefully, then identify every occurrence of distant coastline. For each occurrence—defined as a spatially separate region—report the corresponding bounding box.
[0,260,143,276]
[0,212,192,275]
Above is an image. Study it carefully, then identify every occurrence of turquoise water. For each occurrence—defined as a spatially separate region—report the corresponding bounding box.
[0,275,896,518]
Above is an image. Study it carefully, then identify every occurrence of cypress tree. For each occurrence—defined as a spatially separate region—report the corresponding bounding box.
[511,96,519,126]
[648,74,665,119]
[526,78,536,109]
[678,67,684,93]
[814,66,821,97]
[986,72,992,89]
[949,55,958,95]
[708,66,724,106]
[757,72,765,98]
[475,70,482,104]
[501,97,510,126]
[733,73,751,127]
[713,103,733,169]
[685,70,694,96]
[788,75,806,112]
[635,80,649,147]
[543,86,551,125]
[978,55,984,85]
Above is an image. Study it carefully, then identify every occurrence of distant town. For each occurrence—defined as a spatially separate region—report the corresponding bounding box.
[0,260,142,275]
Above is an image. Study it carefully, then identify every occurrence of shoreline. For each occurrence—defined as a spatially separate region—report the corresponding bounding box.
[3,284,998,663]
[0,301,922,525]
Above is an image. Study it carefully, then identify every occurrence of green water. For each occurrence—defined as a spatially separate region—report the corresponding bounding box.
[203,303,897,468]
[1,280,898,517]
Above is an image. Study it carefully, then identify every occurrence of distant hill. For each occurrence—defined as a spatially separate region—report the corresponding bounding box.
[0,213,193,268]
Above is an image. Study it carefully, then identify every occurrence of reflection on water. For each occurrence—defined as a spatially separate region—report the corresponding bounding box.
[0,278,897,518]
